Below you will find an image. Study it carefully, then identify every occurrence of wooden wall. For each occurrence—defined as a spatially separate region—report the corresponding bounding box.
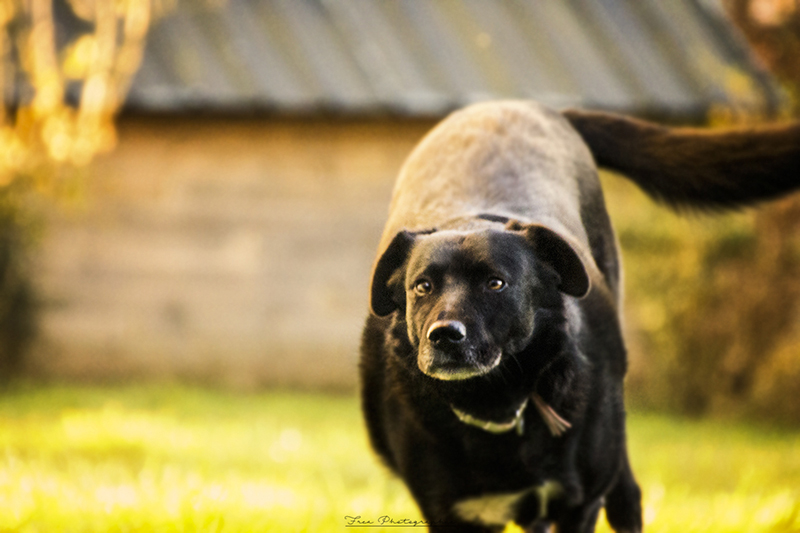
[28,116,435,389]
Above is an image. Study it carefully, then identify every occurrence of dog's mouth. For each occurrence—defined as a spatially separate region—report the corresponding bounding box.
[418,345,502,381]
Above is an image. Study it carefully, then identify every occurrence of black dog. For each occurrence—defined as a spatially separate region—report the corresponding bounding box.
[360,101,800,533]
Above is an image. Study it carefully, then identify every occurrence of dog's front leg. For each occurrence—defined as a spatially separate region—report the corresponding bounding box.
[603,443,643,533]
[553,498,604,533]
[525,349,589,505]
[389,429,503,533]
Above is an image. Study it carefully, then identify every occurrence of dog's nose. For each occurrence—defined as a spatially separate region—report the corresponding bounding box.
[427,320,467,345]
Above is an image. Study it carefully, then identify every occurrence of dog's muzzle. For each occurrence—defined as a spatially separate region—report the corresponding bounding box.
[419,320,501,380]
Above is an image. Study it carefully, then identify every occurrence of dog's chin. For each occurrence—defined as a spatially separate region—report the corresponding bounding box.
[418,346,503,381]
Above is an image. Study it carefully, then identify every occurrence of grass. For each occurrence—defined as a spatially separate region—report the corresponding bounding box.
[0,385,798,532]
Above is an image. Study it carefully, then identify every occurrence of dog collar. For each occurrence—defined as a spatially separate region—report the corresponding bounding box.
[451,394,571,437]
[452,398,528,436]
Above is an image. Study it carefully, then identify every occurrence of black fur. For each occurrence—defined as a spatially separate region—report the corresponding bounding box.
[359,102,798,532]
[563,109,800,210]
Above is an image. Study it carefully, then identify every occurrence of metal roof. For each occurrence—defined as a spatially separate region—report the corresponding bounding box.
[125,0,781,119]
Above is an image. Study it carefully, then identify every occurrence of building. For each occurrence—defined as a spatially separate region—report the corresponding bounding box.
[28,0,782,388]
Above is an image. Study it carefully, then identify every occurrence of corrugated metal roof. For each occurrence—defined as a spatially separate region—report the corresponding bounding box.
[124,0,782,119]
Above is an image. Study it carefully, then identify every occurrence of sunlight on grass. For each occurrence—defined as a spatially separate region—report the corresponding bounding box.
[0,385,798,532]
[0,385,421,532]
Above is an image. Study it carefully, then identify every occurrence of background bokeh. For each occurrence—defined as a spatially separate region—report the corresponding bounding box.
[0,1,799,531]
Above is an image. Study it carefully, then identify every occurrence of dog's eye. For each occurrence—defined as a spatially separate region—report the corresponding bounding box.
[487,278,506,291]
[414,280,432,296]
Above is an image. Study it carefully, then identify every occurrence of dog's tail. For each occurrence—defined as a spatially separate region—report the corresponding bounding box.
[562,109,800,210]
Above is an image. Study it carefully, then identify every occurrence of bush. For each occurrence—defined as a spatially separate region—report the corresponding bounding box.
[603,173,800,424]
[0,184,38,383]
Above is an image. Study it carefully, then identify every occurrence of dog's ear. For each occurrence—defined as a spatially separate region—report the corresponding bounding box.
[370,231,416,316]
[518,223,591,298]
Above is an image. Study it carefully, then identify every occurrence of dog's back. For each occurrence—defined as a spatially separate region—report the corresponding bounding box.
[379,101,622,299]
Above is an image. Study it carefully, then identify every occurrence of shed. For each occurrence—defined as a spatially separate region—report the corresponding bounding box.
[28,0,781,388]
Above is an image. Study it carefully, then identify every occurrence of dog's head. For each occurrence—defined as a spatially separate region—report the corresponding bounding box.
[370,222,591,381]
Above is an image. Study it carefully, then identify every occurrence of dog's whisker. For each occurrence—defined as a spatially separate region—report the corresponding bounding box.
[509,352,525,375]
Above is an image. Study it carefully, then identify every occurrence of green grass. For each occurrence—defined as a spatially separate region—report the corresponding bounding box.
[0,385,798,532]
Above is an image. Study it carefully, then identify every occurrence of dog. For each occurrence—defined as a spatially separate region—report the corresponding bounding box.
[359,101,800,533]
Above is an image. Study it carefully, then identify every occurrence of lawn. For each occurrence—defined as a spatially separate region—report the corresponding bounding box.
[0,384,798,532]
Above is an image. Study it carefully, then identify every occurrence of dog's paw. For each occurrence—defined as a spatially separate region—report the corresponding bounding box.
[604,484,642,533]
[561,475,583,507]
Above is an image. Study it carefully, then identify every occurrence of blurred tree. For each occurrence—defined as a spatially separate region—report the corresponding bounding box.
[1,0,154,184]
[661,0,800,420]
[727,0,800,421]
[0,0,155,381]
[725,0,800,101]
